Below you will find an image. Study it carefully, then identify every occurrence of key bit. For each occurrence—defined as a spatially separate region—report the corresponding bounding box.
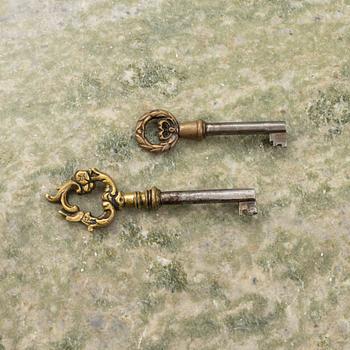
[135,109,287,153]
[46,168,257,232]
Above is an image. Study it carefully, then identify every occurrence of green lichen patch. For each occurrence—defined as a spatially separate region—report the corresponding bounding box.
[258,231,337,286]
[142,329,175,350]
[146,230,182,251]
[91,248,116,272]
[121,60,187,96]
[189,277,230,306]
[291,182,334,216]
[4,243,21,259]
[327,289,338,305]
[209,279,228,300]
[64,71,120,110]
[94,297,113,310]
[140,292,166,322]
[142,341,169,350]
[119,222,181,251]
[265,0,302,19]
[231,0,309,22]
[182,312,220,339]
[50,330,85,350]
[0,336,5,350]
[259,332,309,350]
[308,298,325,326]
[258,196,292,218]
[143,341,169,350]
[95,130,133,162]
[307,86,350,128]
[0,183,6,196]
[341,62,350,79]
[225,293,286,336]
[150,260,187,292]
[317,335,332,350]
[36,159,80,181]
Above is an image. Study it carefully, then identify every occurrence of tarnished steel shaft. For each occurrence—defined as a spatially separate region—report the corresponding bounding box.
[160,188,257,216]
[160,189,256,205]
[205,121,286,135]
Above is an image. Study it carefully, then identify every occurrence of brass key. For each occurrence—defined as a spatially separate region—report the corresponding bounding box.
[135,109,287,153]
[46,168,257,231]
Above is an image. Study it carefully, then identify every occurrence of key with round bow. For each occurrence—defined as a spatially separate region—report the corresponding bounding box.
[135,109,287,153]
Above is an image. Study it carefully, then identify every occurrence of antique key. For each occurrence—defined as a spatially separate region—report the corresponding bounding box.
[46,168,257,231]
[135,109,287,153]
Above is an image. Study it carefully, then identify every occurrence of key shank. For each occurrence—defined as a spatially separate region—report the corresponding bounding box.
[112,188,257,216]
[179,120,287,147]
[160,188,257,215]
[205,121,286,135]
[205,121,287,147]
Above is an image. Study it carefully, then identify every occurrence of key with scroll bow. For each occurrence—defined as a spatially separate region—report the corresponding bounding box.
[46,168,257,232]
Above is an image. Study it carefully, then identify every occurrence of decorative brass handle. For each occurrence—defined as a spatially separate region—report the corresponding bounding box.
[46,169,117,232]
[135,109,180,153]
[46,168,257,231]
[135,109,287,153]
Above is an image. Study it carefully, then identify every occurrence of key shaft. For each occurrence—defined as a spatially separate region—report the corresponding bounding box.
[161,189,257,215]
[161,188,255,204]
[205,121,286,135]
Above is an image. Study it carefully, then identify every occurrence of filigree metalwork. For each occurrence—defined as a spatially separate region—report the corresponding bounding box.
[158,119,178,141]
[46,168,162,231]
[46,168,117,232]
[135,109,179,153]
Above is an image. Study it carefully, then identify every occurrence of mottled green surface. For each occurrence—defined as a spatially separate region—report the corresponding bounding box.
[1,0,350,349]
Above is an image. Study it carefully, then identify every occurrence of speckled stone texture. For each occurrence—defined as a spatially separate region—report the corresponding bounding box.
[1,0,350,349]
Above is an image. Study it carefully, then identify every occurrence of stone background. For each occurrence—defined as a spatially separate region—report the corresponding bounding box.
[1,0,350,349]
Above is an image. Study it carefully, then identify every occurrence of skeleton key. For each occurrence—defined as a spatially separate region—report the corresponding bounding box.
[135,109,287,153]
[46,168,257,231]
